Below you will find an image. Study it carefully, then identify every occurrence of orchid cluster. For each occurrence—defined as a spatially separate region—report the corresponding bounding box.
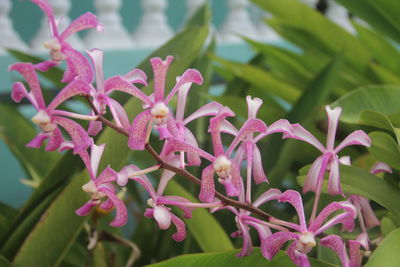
[10,1,389,266]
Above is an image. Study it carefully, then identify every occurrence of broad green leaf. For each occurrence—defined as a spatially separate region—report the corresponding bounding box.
[359,110,400,143]
[12,173,87,267]
[332,85,400,124]
[146,249,334,267]
[0,255,12,267]
[164,180,234,252]
[184,3,210,28]
[336,0,400,44]
[381,217,397,236]
[253,0,371,71]
[211,55,300,103]
[368,131,400,169]
[297,165,400,225]
[366,228,400,267]
[0,104,61,182]
[368,63,400,84]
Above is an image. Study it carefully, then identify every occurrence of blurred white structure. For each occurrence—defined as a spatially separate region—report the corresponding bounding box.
[0,0,27,54]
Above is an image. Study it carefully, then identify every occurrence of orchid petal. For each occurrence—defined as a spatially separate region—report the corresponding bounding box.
[96,167,118,185]
[123,165,157,199]
[100,187,128,227]
[9,63,45,109]
[52,116,90,153]
[233,143,246,165]
[309,201,356,233]
[358,197,380,229]
[320,235,350,267]
[123,68,147,85]
[27,133,50,149]
[279,190,307,232]
[289,123,325,152]
[58,141,75,152]
[34,60,59,72]
[328,156,343,196]
[75,199,99,216]
[157,196,194,219]
[100,199,114,210]
[222,163,242,197]
[87,117,103,136]
[314,212,355,235]
[45,127,64,151]
[253,188,281,208]
[128,110,152,150]
[157,155,180,195]
[287,242,311,267]
[105,97,130,130]
[153,206,172,230]
[303,154,330,194]
[162,139,214,162]
[199,165,216,202]
[165,69,203,104]
[61,46,93,83]
[104,76,152,106]
[263,231,299,260]
[370,161,392,175]
[325,106,342,151]
[209,107,235,156]
[60,12,100,41]
[226,119,267,157]
[334,130,371,153]
[48,80,91,111]
[90,142,105,176]
[183,102,222,125]
[220,119,239,136]
[175,80,190,122]
[87,48,104,89]
[339,155,351,166]
[170,213,187,242]
[252,145,268,184]
[151,56,173,102]
[236,220,253,257]
[11,82,38,109]
[246,96,263,119]
[30,0,58,37]
[183,128,201,166]
[254,119,293,143]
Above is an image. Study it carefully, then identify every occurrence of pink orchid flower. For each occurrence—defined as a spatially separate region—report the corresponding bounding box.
[321,233,368,267]
[264,190,356,267]
[163,107,267,202]
[288,106,371,196]
[116,161,217,242]
[128,56,203,150]
[85,48,147,135]
[211,188,282,257]
[29,0,102,83]
[76,141,127,227]
[10,62,92,153]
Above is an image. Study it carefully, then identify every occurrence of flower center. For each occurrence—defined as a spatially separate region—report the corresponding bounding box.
[214,156,232,178]
[32,110,56,133]
[151,102,169,125]
[297,232,316,253]
[82,180,105,200]
[43,39,65,62]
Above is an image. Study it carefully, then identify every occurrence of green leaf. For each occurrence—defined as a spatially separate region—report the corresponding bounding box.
[184,3,211,28]
[0,104,61,182]
[332,85,400,124]
[359,110,400,142]
[366,228,400,267]
[368,131,400,169]
[0,255,12,267]
[211,55,300,103]
[164,180,234,252]
[336,0,400,44]
[146,249,334,267]
[381,217,397,236]
[298,165,400,225]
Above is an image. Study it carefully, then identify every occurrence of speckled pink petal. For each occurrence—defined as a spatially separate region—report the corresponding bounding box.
[287,242,310,267]
[335,130,371,153]
[252,145,268,184]
[34,60,59,72]
[60,12,101,41]
[226,118,267,157]
[327,156,343,196]
[183,128,201,166]
[236,220,253,257]
[52,116,90,153]
[246,220,271,259]
[153,206,172,230]
[162,139,214,162]
[253,188,281,208]
[370,161,392,175]
[278,190,307,232]
[165,69,203,104]
[27,133,50,149]
[88,118,103,136]
[87,48,104,88]
[104,76,152,106]
[170,213,187,242]
[220,119,239,136]
[123,68,147,85]
[289,123,325,152]
[46,127,64,151]
[105,97,130,130]
[209,107,235,156]
[48,80,91,111]
[229,163,243,197]
[358,197,380,229]
[100,199,114,210]
[320,235,350,267]
[254,119,293,143]
[246,96,263,119]
[30,0,58,37]
[325,106,342,151]
[96,167,118,185]
[157,196,194,219]
[199,165,216,202]
[309,201,356,233]
[304,153,330,194]
[263,231,299,260]
[128,110,152,150]
[314,212,355,235]
[62,46,93,83]
[75,199,99,216]
[9,63,46,109]
[151,56,173,102]
[183,102,223,125]
[100,187,127,227]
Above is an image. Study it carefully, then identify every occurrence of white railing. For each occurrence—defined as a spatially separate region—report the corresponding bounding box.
[0,0,355,55]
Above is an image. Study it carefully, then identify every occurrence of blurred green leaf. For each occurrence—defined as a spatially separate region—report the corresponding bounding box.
[359,110,400,142]
[298,165,400,225]
[332,85,400,124]
[165,180,234,252]
[0,255,12,267]
[146,249,334,267]
[366,228,400,267]
[368,131,400,169]
[381,217,397,236]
